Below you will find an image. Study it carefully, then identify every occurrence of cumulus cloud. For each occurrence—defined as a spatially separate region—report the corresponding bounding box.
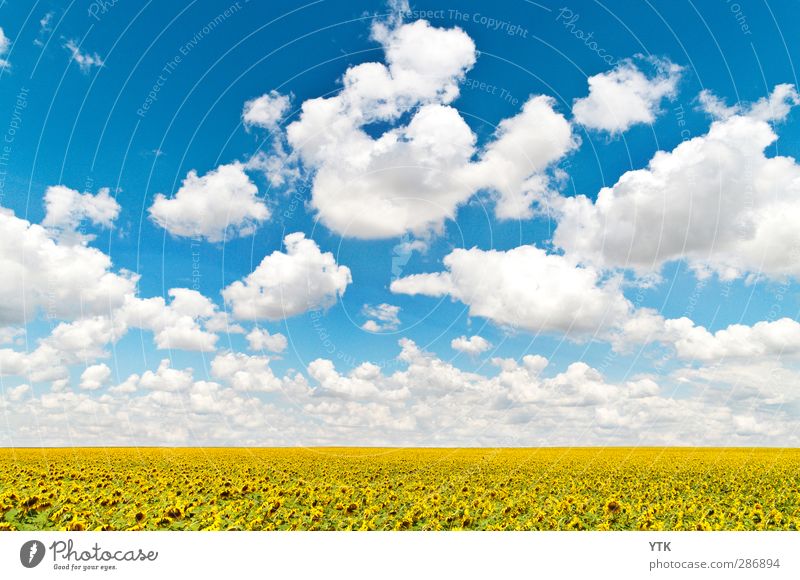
[0,284,236,389]
[138,359,194,392]
[0,316,122,385]
[80,363,111,390]
[277,17,576,236]
[204,311,245,335]
[64,39,104,73]
[45,315,126,362]
[555,84,800,280]
[299,338,788,445]
[42,186,120,241]
[495,357,608,405]
[696,90,740,120]
[673,362,800,407]
[308,360,385,399]
[0,208,137,325]
[149,162,269,242]
[391,244,631,336]
[361,303,401,332]
[0,344,67,383]
[0,288,225,388]
[5,384,30,401]
[121,290,220,352]
[699,83,799,122]
[109,374,139,394]
[468,95,577,219]
[572,58,682,133]
[242,90,291,130]
[451,335,491,355]
[246,327,288,353]
[0,198,234,387]
[245,145,301,189]
[606,289,800,365]
[0,337,795,446]
[223,233,352,320]
[210,352,284,393]
[643,316,800,362]
[291,99,477,238]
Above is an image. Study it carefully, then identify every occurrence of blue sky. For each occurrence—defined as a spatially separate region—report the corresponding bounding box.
[1,0,800,446]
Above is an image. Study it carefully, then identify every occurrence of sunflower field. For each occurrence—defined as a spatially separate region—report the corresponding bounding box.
[1,447,799,531]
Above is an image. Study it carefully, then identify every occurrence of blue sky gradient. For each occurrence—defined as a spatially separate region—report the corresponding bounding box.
[1,0,799,445]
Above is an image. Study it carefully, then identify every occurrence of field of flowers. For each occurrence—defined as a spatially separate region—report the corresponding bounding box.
[1,447,798,531]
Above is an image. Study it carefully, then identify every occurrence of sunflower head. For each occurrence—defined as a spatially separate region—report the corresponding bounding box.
[606,500,622,515]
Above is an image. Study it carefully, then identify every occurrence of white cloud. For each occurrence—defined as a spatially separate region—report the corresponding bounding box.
[284,19,481,238]
[109,374,139,394]
[496,358,609,406]
[35,12,54,47]
[6,384,30,401]
[45,315,126,362]
[204,311,246,335]
[309,359,385,399]
[7,287,223,372]
[369,18,478,113]
[0,199,227,383]
[468,95,577,219]
[0,327,24,345]
[294,101,478,238]
[393,337,487,397]
[139,359,194,392]
[64,39,104,73]
[246,327,288,353]
[245,147,301,189]
[696,90,739,120]
[281,17,579,235]
[167,287,216,318]
[647,316,800,362]
[0,337,796,446]
[361,303,401,332]
[451,335,491,355]
[699,83,799,122]
[609,308,669,352]
[211,352,283,393]
[223,233,351,320]
[121,290,219,352]
[610,306,800,365]
[80,363,111,390]
[186,380,223,414]
[42,186,120,241]
[0,27,11,69]
[572,58,682,133]
[0,208,137,325]
[150,317,217,352]
[148,162,269,242]
[242,90,291,130]
[0,333,92,383]
[302,399,416,432]
[391,244,631,336]
[0,286,224,386]
[673,361,800,406]
[555,84,800,280]
[0,345,68,383]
